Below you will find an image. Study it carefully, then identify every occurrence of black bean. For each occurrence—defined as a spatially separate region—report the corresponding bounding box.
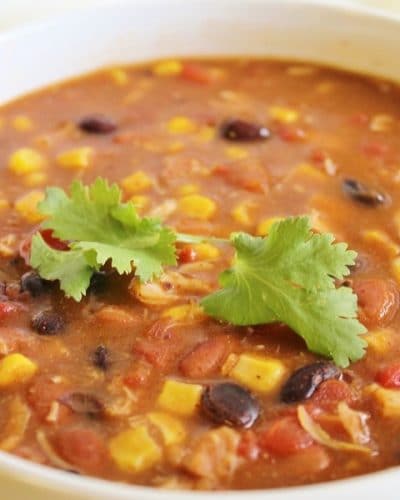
[221,119,271,142]
[31,310,65,335]
[281,361,341,404]
[201,382,260,428]
[342,178,388,206]
[88,271,108,295]
[92,345,110,371]
[78,114,117,134]
[21,271,49,297]
[59,392,103,417]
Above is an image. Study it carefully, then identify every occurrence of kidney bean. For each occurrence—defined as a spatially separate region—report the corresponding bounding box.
[55,428,108,474]
[221,119,271,141]
[59,392,103,418]
[352,278,399,328]
[31,310,65,335]
[21,271,49,297]
[92,345,110,371]
[179,336,230,378]
[201,382,260,428]
[342,178,388,206]
[78,114,117,134]
[281,362,341,403]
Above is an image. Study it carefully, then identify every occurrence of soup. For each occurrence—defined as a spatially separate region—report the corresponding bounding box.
[0,58,399,490]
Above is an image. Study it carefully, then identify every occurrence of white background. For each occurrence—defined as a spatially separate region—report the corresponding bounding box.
[0,0,400,32]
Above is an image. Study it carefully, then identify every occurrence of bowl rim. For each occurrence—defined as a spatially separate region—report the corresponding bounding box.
[1,0,400,497]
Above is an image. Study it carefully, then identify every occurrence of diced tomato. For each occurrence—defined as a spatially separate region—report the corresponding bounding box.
[55,427,107,473]
[40,229,69,251]
[352,278,399,328]
[310,148,328,163]
[133,338,177,370]
[212,164,268,193]
[123,361,153,389]
[349,112,369,126]
[181,63,217,84]
[178,245,198,264]
[310,379,354,411]
[19,229,68,265]
[179,336,231,378]
[376,362,400,388]
[238,430,260,461]
[258,416,313,456]
[362,141,389,157]
[0,301,23,321]
[27,377,72,423]
[277,126,306,142]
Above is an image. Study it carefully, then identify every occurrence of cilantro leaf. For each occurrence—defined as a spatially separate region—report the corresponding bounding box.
[201,217,367,367]
[37,178,177,282]
[30,234,97,301]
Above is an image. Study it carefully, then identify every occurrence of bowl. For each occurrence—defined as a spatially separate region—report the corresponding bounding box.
[0,0,400,498]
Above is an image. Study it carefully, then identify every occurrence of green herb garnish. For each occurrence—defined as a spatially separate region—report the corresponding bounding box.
[30,178,367,366]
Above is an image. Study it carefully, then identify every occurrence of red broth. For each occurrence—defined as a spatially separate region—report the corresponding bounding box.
[0,59,399,489]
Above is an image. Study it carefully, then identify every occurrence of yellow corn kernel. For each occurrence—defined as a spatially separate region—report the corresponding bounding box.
[192,242,220,260]
[0,353,38,387]
[367,384,400,418]
[162,303,205,322]
[15,190,45,223]
[231,201,254,226]
[167,116,196,134]
[0,199,10,212]
[226,353,286,393]
[365,329,394,354]
[12,115,34,131]
[122,171,153,194]
[0,234,17,258]
[23,172,48,188]
[157,379,203,416]
[153,59,183,77]
[256,216,284,236]
[224,146,248,160]
[130,195,150,211]
[294,163,327,181]
[362,230,399,258]
[177,184,199,196]
[109,425,162,473]
[148,412,186,446]
[269,106,299,123]
[196,125,216,142]
[166,141,185,154]
[370,114,393,133]
[178,194,216,220]
[109,68,129,86]
[8,148,46,176]
[57,147,93,170]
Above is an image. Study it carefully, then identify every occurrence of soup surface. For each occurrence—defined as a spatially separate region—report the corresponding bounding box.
[0,58,400,490]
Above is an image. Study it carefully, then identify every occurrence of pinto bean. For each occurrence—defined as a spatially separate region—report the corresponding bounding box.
[352,278,399,328]
[54,428,108,474]
[281,362,341,403]
[201,382,260,428]
[179,336,230,378]
[59,393,103,418]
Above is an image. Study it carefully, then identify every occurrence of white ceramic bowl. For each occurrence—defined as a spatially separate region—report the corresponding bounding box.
[1,0,400,498]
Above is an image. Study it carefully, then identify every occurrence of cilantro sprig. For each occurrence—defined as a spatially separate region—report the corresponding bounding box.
[30,178,367,366]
